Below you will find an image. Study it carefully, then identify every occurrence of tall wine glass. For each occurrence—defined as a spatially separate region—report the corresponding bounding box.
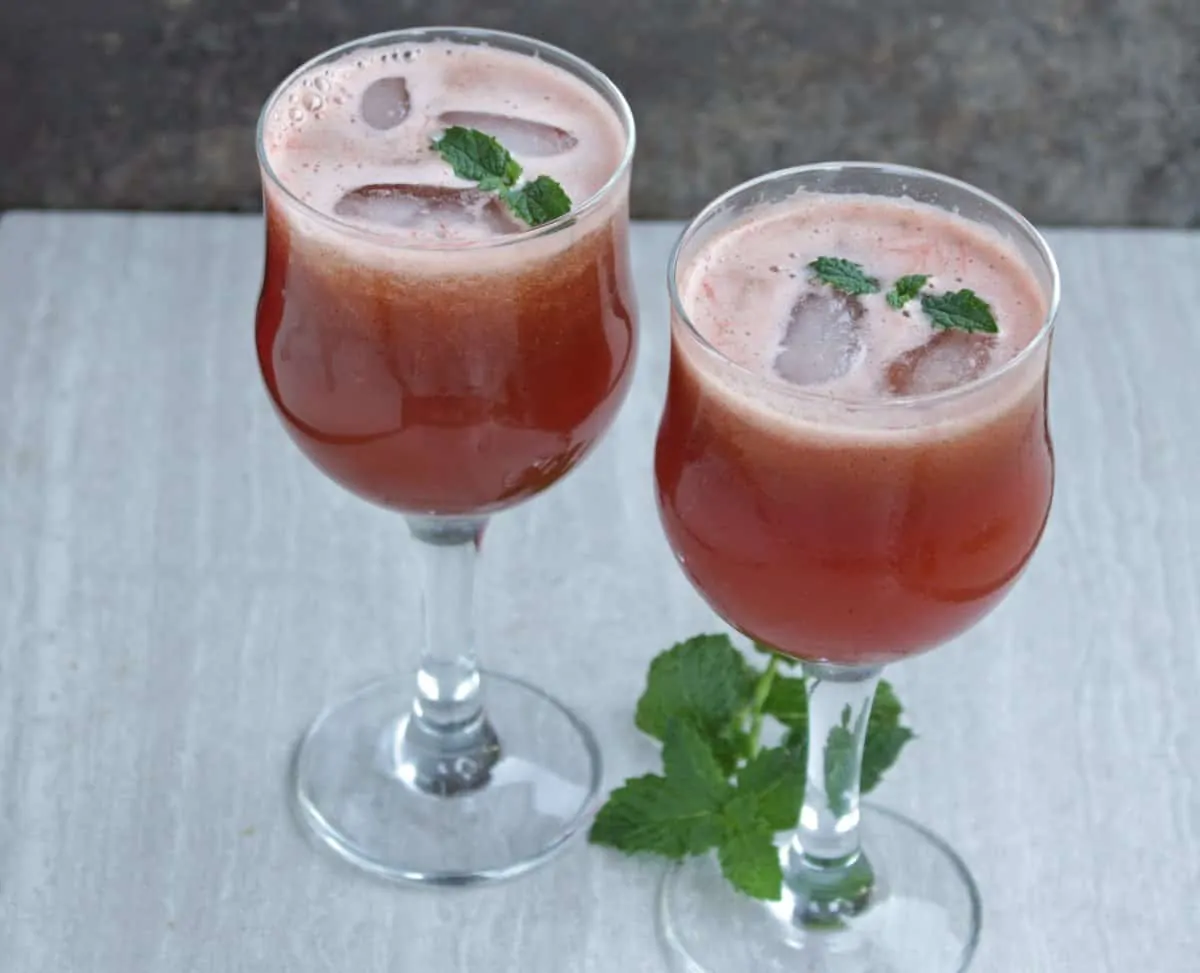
[654,163,1059,970]
[254,27,636,884]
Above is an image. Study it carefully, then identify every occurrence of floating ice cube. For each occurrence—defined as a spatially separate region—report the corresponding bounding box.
[885,330,993,396]
[772,292,865,386]
[437,111,578,156]
[360,77,411,130]
[333,184,520,237]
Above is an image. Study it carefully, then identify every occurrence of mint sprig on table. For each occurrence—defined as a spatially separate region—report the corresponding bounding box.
[810,255,998,333]
[431,126,572,227]
[588,635,914,901]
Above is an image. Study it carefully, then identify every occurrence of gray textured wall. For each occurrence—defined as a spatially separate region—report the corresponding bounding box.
[2,0,1198,225]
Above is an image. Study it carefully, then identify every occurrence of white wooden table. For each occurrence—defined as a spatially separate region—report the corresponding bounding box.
[1,214,1197,972]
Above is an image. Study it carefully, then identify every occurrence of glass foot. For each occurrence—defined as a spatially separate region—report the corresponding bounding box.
[293,671,602,885]
[660,804,981,973]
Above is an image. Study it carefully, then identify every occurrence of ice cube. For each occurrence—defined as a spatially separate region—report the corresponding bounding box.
[885,331,993,396]
[333,184,521,237]
[437,111,578,156]
[360,77,411,130]
[773,292,865,385]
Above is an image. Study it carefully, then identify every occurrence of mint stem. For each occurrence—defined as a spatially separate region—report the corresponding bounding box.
[747,655,779,757]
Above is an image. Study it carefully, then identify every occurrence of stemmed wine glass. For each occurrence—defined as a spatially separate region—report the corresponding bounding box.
[654,162,1059,970]
[253,27,637,884]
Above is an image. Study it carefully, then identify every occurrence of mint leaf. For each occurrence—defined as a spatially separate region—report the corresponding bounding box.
[711,726,753,775]
[762,673,808,726]
[763,671,810,764]
[432,127,573,228]
[432,126,522,187]
[718,798,783,900]
[590,720,731,858]
[823,704,868,818]
[921,289,998,333]
[588,773,723,859]
[663,719,729,807]
[477,174,509,193]
[737,745,805,831]
[782,721,811,761]
[591,630,920,905]
[886,273,930,309]
[808,256,881,296]
[718,827,782,900]
[504,175,572,227]
[635,634,755,753]
[861,680,916,794]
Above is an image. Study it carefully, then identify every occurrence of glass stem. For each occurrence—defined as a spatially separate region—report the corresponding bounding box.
[394,515,500,796]
[783,662,881,924]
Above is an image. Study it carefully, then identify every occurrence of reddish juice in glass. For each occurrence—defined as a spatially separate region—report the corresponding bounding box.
[656,194,1053,665]
[256,39,635,514]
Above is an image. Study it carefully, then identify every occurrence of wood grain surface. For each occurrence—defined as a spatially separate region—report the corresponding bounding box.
[0,214,1197,972]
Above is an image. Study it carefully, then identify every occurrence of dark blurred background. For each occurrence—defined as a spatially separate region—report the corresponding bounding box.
[2,0,1197,224]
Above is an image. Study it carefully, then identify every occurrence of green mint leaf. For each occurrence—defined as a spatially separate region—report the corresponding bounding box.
[504,175,572,227]
[592,628,920,907]
[808,256,881,296]
[662,719,730,807]
[781,721,810,764]
[712,726,753,775]
[635,634,755,751]
[717,798,784,900]
[431,126,522,187]
[766,672,811,765]
[737,745,805,831]
[921,289,999,333]
[752,640,800,667]
[477,175,508,193]
[590,720,731,858]
[588,773,724,859]
[823,704,868,818]
[433,126,574,228]
[886,274,930,309]
[761,672,808,727]
[861,680,916,794]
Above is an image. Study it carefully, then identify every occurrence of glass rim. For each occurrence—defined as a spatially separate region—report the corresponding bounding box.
[254,26,636,253]
[666,161,1062,409]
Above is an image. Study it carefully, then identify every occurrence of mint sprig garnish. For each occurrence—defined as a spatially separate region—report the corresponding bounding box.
[808,256,881,296]
[589,634,914,901]
[505,175,573,227]
[808,254,1000,334]
[431,125,572,227]
[921,289,999,334]
[433,126,523,187]
[886,273,930,309]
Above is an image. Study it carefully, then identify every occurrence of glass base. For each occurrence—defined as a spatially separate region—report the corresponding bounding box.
[292,671,602,885]
[660,805,981,973]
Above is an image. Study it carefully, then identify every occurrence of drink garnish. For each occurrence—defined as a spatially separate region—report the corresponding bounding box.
[813,255,1000,334]
[503,175,572,227]
[432,125,573,227]
[886,273,930,309]
[921,289,999,334]
[588,634,914,901]
[808,256,881,296]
